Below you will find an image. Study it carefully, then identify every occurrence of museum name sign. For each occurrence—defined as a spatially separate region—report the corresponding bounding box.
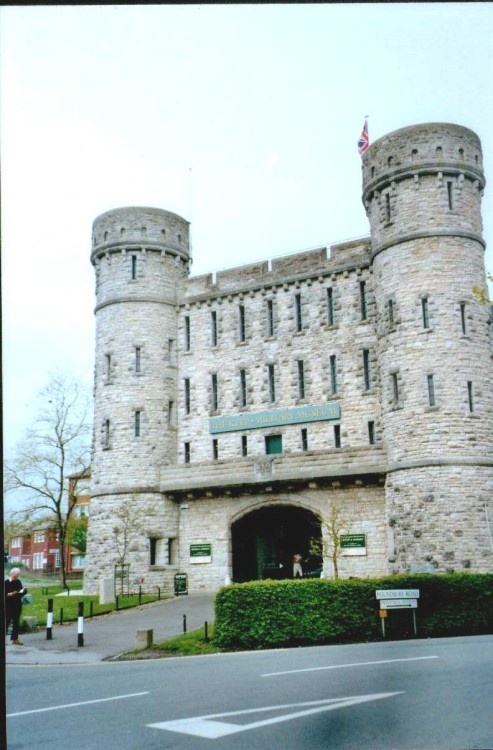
[209,402,341,434]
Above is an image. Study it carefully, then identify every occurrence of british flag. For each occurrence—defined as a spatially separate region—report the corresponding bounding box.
[358,119,369,155]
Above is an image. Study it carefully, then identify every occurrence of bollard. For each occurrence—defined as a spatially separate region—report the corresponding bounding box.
[158,587,161,601]
[139,585,142,606]
[135,629,153,650]
[183,614,187,634]
[46,598,53,640]
[77,601,84,647]
[90,601,93,618]
[60,607,64,625]
[204,621,209,642]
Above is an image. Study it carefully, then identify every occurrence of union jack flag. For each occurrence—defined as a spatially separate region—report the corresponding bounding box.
[358,119,369,155]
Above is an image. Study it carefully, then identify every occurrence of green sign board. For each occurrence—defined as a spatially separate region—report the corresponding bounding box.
[190,544,212,558]
[209,402,340,434]
[340,534,366,549]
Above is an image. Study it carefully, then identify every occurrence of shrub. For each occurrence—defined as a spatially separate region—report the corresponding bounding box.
[214,573,493,650]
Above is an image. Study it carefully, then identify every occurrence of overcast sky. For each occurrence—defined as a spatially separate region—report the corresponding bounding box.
[2,4,493,480]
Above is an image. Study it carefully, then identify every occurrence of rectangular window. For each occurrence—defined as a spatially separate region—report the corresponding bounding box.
[427,374,436,406]
[184,316,191,351]
[363,349,371,390]
[327,287,335,326]
[168,400,176,428]
[184,442,191,464]
[447,180,454,210]
[388,299,394,325]
[240,369,247,407]
[167,538,176,566]
[131,255,137,280]
[385,192,391,222]
[330,354,338,395]
[168,339,176,365]
[34,531,45,544]
[149,538,157,566]
[33,552,44,569]
[297,360,305,399]
[422,297,430,328]
[135,410,141,437]
[334,424,341,448]
[104,419,110,448]
[267,299,275,337]
[211,311,218,347]
[295,293,303,332]
[360,280,367,320]
[241,435,248,457]
[301,428,308,452]
[368,420,375,445]
[460,302,467,335]
[239,305,246,342]
[212,439,218,460]
[268,364,276,403]
[211,373,218,411]
[265,434,282,455]
[105,354,111,381]
[135,346,141,373]
[392,372,399,404]
[467,381,474,412]
[184,378,191,414]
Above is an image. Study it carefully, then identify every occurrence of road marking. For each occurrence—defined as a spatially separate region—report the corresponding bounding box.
[148,692,403,738]
[7,691,150,717]
[262,654,438,677]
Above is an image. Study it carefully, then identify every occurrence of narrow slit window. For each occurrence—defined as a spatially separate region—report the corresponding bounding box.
[131,255,137,280]
[268,364,276,403]
[392,373,399,404]
[447,181,454,210]
[135,346,141,373]
[239,304,246,342]
[422,297,430,328]
[168,401,175,428]
[427,374,436,407]
[267,299,275,337]
[184,442,190,464]
[460,302,467,335]
[241,435,248,457]
[327,287,335,326]
[211,373,218,411]
[240,369,247,407]
[467,381,474,412]
[388,299,394,325]
[211,311,218,347]
[297,360,305,399]
[184,316,191,351]
[168,339,176,365]
[104,419,110,448]
[334,424,341,449]
[368,420,375,445]
[105,354,111,381]
[363,349,371,390]
[330,354,338,395]
[301,428,308,452]
[385,192,391,222]
[134,410,141,437]
[295,293,303,332]
[212,439,218,461]
[184,378,191,414]
[360,280,367,321]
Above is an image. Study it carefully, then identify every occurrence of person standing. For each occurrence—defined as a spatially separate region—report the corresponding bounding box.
[5,567,27,645]
[292,553,303,579]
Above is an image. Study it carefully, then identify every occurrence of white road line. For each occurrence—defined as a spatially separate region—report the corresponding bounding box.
[7,691,150,717]
[262,655,439,677]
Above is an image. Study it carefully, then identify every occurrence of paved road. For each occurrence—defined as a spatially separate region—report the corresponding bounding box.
[7,635,493,749]
[5,592,215,665]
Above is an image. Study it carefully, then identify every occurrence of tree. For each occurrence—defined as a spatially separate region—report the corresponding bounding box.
[66,515,88,553]
[473,272,493,308]
[4,373,91,588]
[308,500,343,579]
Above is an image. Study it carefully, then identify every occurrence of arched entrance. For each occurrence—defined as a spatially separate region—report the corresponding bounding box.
[231,504,322,583]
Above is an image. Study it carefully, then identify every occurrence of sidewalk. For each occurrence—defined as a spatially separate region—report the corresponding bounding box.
[5,592,215,666]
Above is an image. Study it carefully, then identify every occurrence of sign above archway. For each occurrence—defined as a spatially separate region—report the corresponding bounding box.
[209,403,340,434]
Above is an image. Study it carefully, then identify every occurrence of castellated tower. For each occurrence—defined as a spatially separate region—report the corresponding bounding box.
[363,124,493,573]
[84,207,190,592]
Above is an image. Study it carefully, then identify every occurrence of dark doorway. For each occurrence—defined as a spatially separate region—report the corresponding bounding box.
[231,504,321,583]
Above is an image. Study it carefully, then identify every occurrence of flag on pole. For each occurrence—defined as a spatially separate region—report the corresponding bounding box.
[358,119,369,155]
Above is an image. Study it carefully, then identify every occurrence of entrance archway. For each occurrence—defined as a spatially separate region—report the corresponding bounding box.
[231,504,321,583]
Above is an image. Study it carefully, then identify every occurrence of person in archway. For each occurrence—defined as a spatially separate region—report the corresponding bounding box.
[292,553,303,578]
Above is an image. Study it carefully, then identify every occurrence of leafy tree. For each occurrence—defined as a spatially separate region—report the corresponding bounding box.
[473,271,493,308]
[66,515,88,553]
[4,373,91,588]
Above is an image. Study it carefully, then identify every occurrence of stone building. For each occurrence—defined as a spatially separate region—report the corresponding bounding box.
[83,122,493,594]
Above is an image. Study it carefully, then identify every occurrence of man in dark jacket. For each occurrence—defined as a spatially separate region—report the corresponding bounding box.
[5,567,27,645]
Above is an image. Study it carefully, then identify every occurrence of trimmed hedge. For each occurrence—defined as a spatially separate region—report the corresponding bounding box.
[213,573,493,650]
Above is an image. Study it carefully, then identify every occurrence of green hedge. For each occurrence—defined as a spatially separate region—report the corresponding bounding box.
[214,574,493,651]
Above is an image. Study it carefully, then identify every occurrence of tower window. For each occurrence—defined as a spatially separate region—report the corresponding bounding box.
[240,369,247,407]
[301,428,308,452]
[460,302,467,335]
[427,374,436,407]
[360,280,367,320]
[385,192,391,222]
[211,373,218,411]
[268,364,276,403]
[334,424,341,449]
[422,297,430,328]
[184,378,191,414]
[131,255,137,280]
[329,354,338,395]
[391,372,400,404]
[103,419,111,449]
[363,349,371,390]
[388,299,394,325]
[295,293,303,332]
[239,305,246,342]
[327,287,335,326]
[184,442,190,464]
[212,439,219,461]
[297,360,305,399]
[184,316,191,351]
[134,410,141,437]
[467,381,474,412]
[368,420,375,445]
[168,339,176,365]
[267,299,275,337]
[211,311,218,347]
[447,181,454,210]
[135,346,141,373]
[241,435,248,457]
[105,354,111,382]
[168,400,176,428]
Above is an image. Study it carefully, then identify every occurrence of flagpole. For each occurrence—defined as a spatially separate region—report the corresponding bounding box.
[188,167,193,267]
